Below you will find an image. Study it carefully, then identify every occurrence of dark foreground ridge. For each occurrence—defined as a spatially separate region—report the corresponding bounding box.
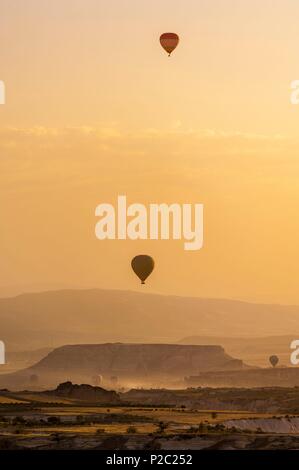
[47,381,121,403]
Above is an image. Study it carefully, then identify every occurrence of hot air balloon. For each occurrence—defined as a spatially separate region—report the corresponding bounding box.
[160,33,179,56]
[269,355,279,368]
[131,255,154,284]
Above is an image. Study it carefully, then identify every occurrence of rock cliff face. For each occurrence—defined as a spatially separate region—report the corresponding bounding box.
[49,381,120,403]
[223,417,299,434]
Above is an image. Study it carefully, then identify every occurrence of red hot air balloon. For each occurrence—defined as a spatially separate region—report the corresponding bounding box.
[160,33,179,56]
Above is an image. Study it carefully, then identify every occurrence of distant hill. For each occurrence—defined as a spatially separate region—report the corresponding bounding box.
[178,335,296,367]
[124,386,299,412]
[0,348,52,374]
[1,289,299,351]
[184,367,299,388]
[0,343,245,390]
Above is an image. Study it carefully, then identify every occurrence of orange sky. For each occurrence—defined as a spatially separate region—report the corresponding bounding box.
[1,0,299,303]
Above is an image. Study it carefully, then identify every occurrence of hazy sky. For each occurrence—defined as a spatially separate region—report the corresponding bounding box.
[1,0,299,303]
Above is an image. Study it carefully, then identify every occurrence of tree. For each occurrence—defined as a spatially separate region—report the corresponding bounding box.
[157,421,168,433]
[127,426,137,434]
[47,416,61,425]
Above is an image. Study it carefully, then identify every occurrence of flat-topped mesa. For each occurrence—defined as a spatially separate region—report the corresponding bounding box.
[30,343,245,381]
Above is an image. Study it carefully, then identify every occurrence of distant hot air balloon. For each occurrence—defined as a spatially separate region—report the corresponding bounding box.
[92,374,103,386]
[160,33,179,56]
[29,374,39,385]
[131,255,155,284]
[269,355,279,368]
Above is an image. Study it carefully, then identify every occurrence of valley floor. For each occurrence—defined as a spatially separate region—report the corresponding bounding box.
[1,386,299,449]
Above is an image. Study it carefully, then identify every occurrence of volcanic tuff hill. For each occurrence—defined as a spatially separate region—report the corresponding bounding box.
[1,289,299,351]
[0,343,245,389]
[48,381,121,403]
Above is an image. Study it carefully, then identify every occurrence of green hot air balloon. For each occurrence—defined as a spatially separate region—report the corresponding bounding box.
[269,355,279,368]
[131,255,155,285]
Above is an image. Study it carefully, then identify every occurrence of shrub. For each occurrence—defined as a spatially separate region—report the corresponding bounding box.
[96,428,106,434]
[13,427,23,435]
[127,426,137,434]
[47,416,61,425]
[157,421,168,433]
[51,432,61,442]
[12,416,26,426]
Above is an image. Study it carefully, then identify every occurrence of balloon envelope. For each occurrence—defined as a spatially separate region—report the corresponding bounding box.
[269,355,279,367]
[160,33,179,56]
[131,255,154,284]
